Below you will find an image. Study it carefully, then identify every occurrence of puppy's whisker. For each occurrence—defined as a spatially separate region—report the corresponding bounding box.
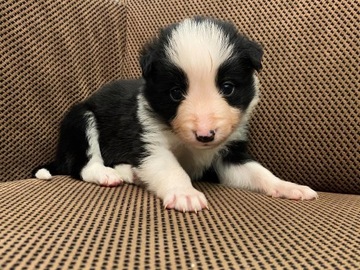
[208,50,213,72]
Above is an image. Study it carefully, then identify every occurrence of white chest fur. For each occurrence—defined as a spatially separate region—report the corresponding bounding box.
[171,143,221,180]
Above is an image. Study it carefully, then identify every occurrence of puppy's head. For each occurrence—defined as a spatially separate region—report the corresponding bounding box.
[140,17,263,149]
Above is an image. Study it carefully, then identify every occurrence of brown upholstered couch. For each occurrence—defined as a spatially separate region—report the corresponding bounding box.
[1,0,359,269]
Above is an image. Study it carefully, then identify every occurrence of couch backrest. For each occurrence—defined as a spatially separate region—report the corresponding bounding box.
[1,0,358,194]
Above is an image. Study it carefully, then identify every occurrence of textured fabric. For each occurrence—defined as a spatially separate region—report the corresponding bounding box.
[1,1,359,268]
[1,177,359,269]
[121,0,359,194]
[1,0,127,182]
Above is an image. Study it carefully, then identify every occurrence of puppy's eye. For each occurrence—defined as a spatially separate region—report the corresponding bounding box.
[170,87,184,102]
[220,81,235,96]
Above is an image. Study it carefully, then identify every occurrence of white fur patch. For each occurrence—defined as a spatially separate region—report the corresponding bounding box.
[84,111,103,164]
[136,94,174,149]
[216,161,318,200]
[114,164,134,183]
[163,187,208,213]
[81,163,123,186]
[245,74,260,121]
[173,146,221,179]
[35,168,52,180]
[166,19,233,76]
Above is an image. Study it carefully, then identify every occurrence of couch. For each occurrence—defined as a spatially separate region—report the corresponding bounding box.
[1,0,359,269]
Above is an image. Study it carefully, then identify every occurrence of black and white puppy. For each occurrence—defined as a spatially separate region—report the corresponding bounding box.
[34,17,318,212]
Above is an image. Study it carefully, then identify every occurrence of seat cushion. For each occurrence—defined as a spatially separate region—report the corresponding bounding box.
[1,178,359,269]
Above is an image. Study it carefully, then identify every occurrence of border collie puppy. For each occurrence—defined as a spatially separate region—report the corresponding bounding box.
[34,17,318,212]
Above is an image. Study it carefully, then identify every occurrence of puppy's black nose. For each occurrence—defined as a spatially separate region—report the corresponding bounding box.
[195,130,215,143]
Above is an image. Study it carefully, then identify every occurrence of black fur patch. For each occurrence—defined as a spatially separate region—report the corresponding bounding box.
[221,140,253,165]
[86,79,147,167]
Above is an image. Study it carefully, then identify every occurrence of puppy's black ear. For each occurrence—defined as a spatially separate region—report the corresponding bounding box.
[244,40,264,71]
[139,40,157,80]
[140,23,179,80]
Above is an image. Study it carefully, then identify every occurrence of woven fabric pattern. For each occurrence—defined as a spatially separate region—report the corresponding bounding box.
[1,0,127,181]
[121,0,359,194]
[1,1,359,269]
[1,177,359,269]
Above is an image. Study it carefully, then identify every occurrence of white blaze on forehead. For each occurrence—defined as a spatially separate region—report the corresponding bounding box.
[165,19,234,77]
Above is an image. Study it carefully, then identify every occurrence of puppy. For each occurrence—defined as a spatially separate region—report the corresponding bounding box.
[34,17,318,212]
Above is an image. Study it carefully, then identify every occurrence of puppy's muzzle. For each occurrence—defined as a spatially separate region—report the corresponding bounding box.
[195,130,215,143]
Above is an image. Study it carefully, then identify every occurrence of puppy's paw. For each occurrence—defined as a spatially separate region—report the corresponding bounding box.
[269,181,318,201]
[81,164,123,187]
[114,164,134,184]
[163,188,208,213]
[98,167,124,187]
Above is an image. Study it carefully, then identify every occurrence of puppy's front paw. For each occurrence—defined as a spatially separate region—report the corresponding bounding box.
[163,188,208,213]
[81,164,123,187]
[269,181,318,200]
[98,167,124,187]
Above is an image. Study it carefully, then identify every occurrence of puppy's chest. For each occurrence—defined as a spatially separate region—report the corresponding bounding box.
[171,145,219,180]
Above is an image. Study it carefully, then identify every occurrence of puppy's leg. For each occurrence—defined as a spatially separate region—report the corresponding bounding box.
[216,160,318,200]
[137,149,208,212]
[80,112,123,187]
